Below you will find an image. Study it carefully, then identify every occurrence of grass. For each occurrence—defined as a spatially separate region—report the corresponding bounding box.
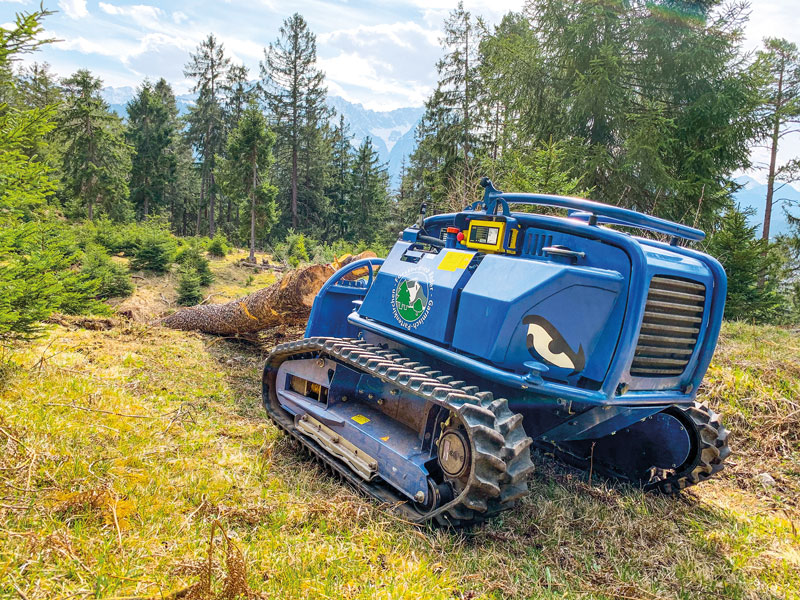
[1,267,799,599]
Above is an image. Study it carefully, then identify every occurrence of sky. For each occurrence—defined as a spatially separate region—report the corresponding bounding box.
[1,0,799,180]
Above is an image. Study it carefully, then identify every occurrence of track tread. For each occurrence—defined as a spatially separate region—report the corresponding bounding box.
[262,337,535,526]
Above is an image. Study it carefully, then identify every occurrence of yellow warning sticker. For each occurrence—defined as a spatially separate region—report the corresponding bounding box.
[438,251,472,272]
[351,415,370,425]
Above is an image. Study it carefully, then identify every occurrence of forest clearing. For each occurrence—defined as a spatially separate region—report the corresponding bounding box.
[3,1,800,598]
[1,253,799,599]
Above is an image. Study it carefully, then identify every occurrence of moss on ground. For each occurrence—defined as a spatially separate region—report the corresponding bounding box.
[0,319,798,599]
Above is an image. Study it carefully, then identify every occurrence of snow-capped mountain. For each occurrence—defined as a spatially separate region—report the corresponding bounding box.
[732,175,800,238]
[327,96,423,186]
[101,86,423,186]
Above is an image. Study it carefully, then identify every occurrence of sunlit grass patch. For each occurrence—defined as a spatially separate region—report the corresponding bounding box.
[0,319,798,598]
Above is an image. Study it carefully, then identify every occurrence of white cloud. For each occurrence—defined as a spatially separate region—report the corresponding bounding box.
[317,21,440,109]
[319,21,439,50]
[58,0,88,20]
[98,3,163,29]
[172,11,188,24]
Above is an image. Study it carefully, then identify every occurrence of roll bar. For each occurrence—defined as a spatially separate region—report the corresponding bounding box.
[475,177,705,242]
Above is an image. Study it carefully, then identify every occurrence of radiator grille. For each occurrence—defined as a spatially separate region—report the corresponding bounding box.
[630,276,706,378]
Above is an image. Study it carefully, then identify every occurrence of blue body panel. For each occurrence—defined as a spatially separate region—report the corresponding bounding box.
[303,187,726,449]
[358,242,476,344]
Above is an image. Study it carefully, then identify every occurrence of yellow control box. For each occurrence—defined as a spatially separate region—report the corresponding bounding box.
[465,219,507,253]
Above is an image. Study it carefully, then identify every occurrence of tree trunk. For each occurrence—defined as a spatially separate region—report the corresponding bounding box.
[160,264,334,335]
[763,59,785,241]
[209,171,216,237]
[291,146,298,229]
[159,253,378,336]
[249,161,257,263]
[198,169,206,234]
[763,115,782,241]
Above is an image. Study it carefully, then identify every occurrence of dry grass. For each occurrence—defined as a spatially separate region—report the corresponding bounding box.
[0,312,798,598]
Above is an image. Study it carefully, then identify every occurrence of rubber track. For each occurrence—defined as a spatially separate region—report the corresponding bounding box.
[262,337,534,526]
[539,401,730,494]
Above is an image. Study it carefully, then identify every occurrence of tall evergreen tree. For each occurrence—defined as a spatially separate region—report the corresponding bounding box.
[707,208,784,322]
[350,137,391,243]
[126,79,177,218]
[260,13,328,231]
[1,8,108,344]
[411,3,484,209]
[184,34,231,236]
[220,64,254,232]
[58,69,130,221]
[17,62,62,108]
[750,38,800,240]
[326,114,353,239]
[222,103,277,261]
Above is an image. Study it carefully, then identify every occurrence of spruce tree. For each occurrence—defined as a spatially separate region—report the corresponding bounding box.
[126,79,177,218]
[221,64,254,232]
[1,8,108,343]
[435,2,484,203]
[222,103,277,262]
[707,208,784,322]
[326,114,354,239]
[350,137,391,243]
[260,13,328,231]
[58,69,131,221]
[184,34,231,236]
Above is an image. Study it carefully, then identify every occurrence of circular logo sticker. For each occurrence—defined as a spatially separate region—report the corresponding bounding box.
[392,267,434,329]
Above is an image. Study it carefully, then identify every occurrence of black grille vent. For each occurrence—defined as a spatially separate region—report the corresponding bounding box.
[631,276,706,378]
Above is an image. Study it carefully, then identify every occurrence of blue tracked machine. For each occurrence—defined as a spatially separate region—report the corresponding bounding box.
[262,178,730,526]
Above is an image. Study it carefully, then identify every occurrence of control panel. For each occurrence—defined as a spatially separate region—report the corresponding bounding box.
[465,219,506,252]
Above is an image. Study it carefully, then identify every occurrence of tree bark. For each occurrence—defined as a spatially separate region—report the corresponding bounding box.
[159,252,378,336]
[160,264,333,335]
[249,160,257,263]
[763,60,785,241]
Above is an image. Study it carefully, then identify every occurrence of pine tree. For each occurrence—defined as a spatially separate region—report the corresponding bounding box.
[177,266,203,306]
[706,208,784,322]
[436,2,484,203]
[17,61,62,108]
[185,34,231,236]
[221,64,254,232]
[126,79,177,218]
[260,13,327,231]
[750,38,800,240]
[58,69,131,221]
[1,7,108,344]
[326,114,354,239]
[223,103,278,262]
[350,137,391,243]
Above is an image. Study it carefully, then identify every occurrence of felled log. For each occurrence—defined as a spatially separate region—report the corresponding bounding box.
[159,251,379,336]
[160,264,333,335]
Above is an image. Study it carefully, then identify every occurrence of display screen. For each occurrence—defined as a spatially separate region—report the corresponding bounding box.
[469,224,500,246]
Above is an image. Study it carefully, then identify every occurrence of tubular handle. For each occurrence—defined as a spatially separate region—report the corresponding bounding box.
[478,177,705,242]
[317,257,385,296]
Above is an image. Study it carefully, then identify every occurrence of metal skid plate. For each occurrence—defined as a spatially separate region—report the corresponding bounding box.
[297,414,377,480]
[275,357,434,504]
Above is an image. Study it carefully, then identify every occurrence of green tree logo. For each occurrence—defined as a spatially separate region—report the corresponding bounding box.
[394,278,428,322]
